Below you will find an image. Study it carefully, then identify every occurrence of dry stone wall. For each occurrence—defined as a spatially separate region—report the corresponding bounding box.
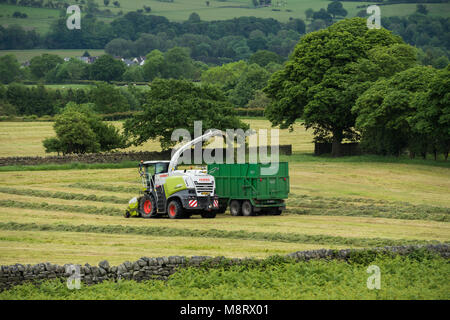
[0,244,448,291]
[0,145,292,167]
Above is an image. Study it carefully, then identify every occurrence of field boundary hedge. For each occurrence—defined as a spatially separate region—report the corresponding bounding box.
[0,145,292,167]
[0,244,448,291]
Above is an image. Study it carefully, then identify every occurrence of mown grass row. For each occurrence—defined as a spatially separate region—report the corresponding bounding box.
[0,200,123,217]
[0,221,443,248]
[0,187,129,204]
[0,161,137,172]
[287,194,450,222]
[1,253,448,299]
[67,183,138,194]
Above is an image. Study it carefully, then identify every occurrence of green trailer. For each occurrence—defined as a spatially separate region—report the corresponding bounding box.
[207,162,289,216]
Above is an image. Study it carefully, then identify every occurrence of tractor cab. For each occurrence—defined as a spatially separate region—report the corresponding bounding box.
[139,161,171,191]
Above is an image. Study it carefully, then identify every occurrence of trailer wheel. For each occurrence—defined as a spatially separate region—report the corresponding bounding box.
[201,211,216,219]
[167,200,184,219]
[139,194,157,218]
[230,200,242,216]
[242,200,254,216]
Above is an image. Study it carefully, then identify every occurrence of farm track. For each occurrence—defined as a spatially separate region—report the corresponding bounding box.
[0,221,443,248]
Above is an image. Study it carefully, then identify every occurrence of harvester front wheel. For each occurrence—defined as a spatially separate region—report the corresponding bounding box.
[167,200,184,219]
[242,200,254,216]
[139,194,157,218]
[230,200,242,216]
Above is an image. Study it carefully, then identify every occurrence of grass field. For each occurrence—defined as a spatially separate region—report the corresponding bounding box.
[1,0,449,35]
[0,119,448,299]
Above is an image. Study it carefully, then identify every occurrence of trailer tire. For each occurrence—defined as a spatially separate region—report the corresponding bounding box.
[167,200,184,219]
[230,200,242,216]
[139,194,157,218]
[242,200,254,216]
[201,211,216,219]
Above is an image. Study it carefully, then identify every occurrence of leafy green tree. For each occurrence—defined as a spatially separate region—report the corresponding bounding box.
[409,66,449,160]
[416,4,428,15]
[353,66,437,157]
[43,102,127,155]
[123,79,249,150]
[327,1,347,19]
[89,82,128,114]
[0,54,21,84]
[230,63,270,107]
[305,8,314,20]
[45,58,88,83]
[29,54,63,79]
[43,109,100,155]
[143,49,165,81]
[122,66,145,82]
[201,61,248,89]
[162,47,195,79]
[249,50,283,67]
[188,12,201,23]
[264,18,415,156]
[90,55,126,82]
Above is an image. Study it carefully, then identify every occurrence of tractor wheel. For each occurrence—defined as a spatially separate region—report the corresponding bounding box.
[139,194,157,218]
[201,211,216,219]
[167,200,184,219]
[230,200,242,216]
[242,200,254,216]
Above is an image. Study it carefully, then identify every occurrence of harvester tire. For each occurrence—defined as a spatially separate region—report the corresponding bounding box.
[139,194,157,218]
[201,211,216,219]
[242,200,254,216]
[230,200,242,216]
[167,200,184,219]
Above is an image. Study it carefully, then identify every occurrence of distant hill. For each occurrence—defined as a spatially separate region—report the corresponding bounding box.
[1,0,449,34]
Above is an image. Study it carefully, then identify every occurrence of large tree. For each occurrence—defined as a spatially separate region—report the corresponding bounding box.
[0,54,21,84]
[29,54,63,79]
[264,18,416,156]
[90,55,126,82]
[123,79,249,150]
[353,66,438,157]
[43,102,127,155]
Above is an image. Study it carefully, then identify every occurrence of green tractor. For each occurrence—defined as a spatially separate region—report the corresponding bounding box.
[124,130,221,219]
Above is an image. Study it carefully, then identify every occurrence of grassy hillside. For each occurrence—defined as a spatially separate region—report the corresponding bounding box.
[1,0,449,35]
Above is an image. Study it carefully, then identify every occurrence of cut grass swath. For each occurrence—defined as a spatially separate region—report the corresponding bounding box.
[0,222,444,248]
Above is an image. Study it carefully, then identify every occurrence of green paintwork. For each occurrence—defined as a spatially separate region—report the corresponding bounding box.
[208,163,289,202]
[164,176,187,198]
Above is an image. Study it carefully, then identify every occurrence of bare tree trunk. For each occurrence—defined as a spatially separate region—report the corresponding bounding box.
[331,130,343,157]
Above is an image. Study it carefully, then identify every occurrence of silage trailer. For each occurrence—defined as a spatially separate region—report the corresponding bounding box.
[207,162,289,216]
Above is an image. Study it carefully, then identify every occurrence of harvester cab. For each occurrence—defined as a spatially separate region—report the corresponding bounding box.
[125,130,222,220]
